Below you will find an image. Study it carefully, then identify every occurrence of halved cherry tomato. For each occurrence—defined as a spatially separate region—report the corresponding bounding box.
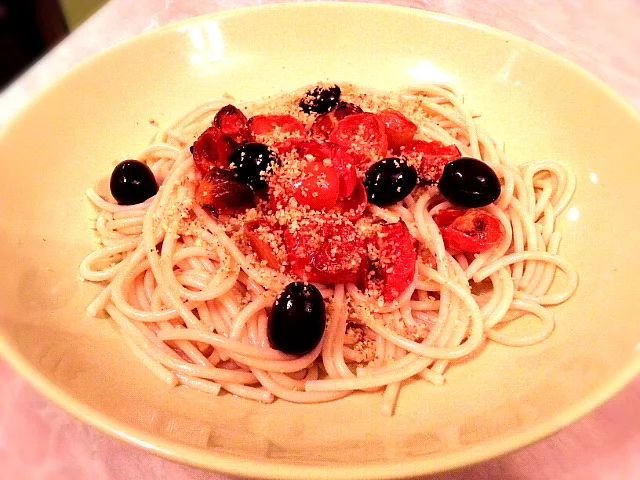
[310,113,338,139]
[195,167,254,215]
[244,219,282,270]
[191,126,237,175]
[297,140,357,198]
[248,115,305,138]
[377,109,418,152]
[213,105,249,143]
[283,217,367,284]
[270,137,301,157]
[333,179,367,220]
[310,102,364,139]
[292,162,341,211]
[334,102,364,120]
[377,221,417,302]
[432,208,505,253]
[401,140,461,183]
[328,113,388,163]
[270,154,341,212]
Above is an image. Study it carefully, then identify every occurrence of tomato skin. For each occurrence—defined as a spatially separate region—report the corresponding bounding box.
[270,139,357,210]
[292,162,341,211]
[328,113,388,163]
[432,208,505,253]
[213,105,249,143]
[297,140,357,199]
[310,102,364,139]
[248,115,305,138]
[377,221,417,302]
[401,140,461,183]
[244,219,282,270]
[284,218,367,284]
[377,109,418,152]
[191,126,237,175]
[195,167,255,215]
[333,179,367,220]
[310,113,337,139]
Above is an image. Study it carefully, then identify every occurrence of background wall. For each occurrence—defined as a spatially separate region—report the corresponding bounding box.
[60,0,106,31]
[0,0,107,89]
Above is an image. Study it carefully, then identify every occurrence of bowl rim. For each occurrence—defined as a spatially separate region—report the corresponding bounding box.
[1,3,639,479]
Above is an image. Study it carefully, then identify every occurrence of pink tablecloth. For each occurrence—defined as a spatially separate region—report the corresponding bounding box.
[1,1,639,479]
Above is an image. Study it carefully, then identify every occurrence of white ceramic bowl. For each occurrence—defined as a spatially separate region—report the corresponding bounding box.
[1,3,639,479]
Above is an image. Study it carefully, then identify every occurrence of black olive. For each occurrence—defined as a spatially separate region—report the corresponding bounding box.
[363,158,418,207]
[437,157,501,207]
[268,282,326,355]
[299,85,341,114]
[110,159,158,205]
[228,143,279,190]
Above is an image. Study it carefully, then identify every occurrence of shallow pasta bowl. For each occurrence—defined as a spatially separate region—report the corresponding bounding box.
[1,3,640,479]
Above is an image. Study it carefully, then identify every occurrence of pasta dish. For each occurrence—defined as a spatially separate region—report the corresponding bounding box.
[80,83,577,415]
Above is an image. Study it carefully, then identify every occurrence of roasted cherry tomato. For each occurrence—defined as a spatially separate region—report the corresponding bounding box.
[244,219,282,270]
[310,102,364,139]
[296,140,357,199]
[377,109,418,152]
[333,179,367,220]
[191,126,237,175]
[401,139,461,183]
[213,104,249,143]
[432,208,505,253]
[292,162,341,211]
[284,217,367,284]
[248,114,305,138]
[377,221,417,302]
[328,113,388,163]
[195,167,255,215]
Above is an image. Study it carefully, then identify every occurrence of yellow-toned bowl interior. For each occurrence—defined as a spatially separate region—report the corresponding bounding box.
[1,4,639,479]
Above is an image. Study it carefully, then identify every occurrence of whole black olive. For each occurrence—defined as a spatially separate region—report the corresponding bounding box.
[228,142,279,190]
[268,282,326,355]
[363,158,418,206]
[110,159,158,205]
[437,157,501,207]
[299,85,341,114]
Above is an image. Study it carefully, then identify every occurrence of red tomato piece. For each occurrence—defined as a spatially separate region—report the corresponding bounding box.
[295,139,333,161]
[334,102,364,120]
[269,152,341,212]
[377,109,418,152]
[213,104,249,143]
[328,113,388,163]
[283,217,367,284]
[333,179,367,220]
[329,145,358,199]
[297,140,357,199]
[378,221,417,302]
[292,162,341,211]
[310,113,337,139]
[432,208,505,253]
[191,126,237,175]
[195,167,255,215]
[244,219,282,270]
[247,114,305,138]
[310,102,364,139]
[401,139,461,183]
[271,137,301,157]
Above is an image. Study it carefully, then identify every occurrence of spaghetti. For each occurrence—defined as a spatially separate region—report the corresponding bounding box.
[80,84,577,415]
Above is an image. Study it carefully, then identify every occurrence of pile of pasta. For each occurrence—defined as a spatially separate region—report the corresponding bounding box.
[80,84,577,415]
